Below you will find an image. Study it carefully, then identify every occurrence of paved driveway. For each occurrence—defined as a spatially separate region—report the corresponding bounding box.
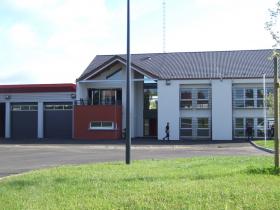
[0,142,270,178]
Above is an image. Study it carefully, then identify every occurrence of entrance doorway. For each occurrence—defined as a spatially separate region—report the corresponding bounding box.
[143,83,158,137]
[144,118,157,136]
[0,103,5,138]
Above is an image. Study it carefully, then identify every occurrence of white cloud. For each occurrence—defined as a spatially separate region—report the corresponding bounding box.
[8,23,39,48]
[1,0,279,84]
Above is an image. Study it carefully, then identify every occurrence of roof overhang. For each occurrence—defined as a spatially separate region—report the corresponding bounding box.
[77,55,158,82]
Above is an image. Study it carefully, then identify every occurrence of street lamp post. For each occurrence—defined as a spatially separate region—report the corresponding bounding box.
[274,55,279,168]
[125,0,131,165]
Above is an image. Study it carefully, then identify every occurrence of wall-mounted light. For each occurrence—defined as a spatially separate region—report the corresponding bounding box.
[5,95,11,100]
[165,79,171,86]
[71,93,76,99]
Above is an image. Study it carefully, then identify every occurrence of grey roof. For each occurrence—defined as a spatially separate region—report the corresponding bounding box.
[77,49,277,81]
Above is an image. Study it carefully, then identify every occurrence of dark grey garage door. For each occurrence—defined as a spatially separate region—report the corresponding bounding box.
[11,103,38,139]
[44,103,73,139]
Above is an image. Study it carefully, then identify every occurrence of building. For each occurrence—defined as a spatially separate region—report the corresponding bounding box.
[0,84,76,139]
[75,49,275,141]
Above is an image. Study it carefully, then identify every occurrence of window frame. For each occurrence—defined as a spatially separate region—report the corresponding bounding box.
[89,121,114,130]
[180,118,192,137]
[180,88,192,109]
[197,117,210,137]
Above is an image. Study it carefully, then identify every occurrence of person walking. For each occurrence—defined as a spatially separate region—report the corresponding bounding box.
[271,124,275,139]
[163,122,170,140]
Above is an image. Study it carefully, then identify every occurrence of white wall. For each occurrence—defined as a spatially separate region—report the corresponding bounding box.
[0,92,75,103]
[211,79,232,140]
[158,80,180,140]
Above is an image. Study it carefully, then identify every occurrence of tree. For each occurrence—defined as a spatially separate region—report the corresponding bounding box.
[265,1,280,51]
[265,1,280,169]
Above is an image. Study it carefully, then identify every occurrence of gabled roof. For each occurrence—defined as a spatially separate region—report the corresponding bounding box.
[0,84,76,94]
[77,49,277,81]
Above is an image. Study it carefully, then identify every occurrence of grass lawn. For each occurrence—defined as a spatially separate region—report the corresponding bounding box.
[0,156,279,210]
[253,139,275,150]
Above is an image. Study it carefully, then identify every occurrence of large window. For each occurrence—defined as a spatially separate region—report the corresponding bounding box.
[234,118,255,138]
[180,88,210,109]
[233,87,273,109]
[88,89,122,105]
[180,117,211,139]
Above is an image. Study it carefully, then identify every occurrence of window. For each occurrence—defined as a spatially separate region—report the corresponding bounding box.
[89,121,114,130]
[88,89,122,105]
[197,118,209,137]
[11,104,38,111]
[180,89,192,109]
[257,118,264,137]
[197,89,209,109]
[233,87,273,109]
[234,118,244,137]
[180,118,192,137]
[180,88,210,109]
[233,89,244,108]
[144,88,158,110]
[257,89,264,108]
[234,118,255,138]
[245,89,254,108]
[44,104,73,111]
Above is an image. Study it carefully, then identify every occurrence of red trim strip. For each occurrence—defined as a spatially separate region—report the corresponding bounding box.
[0,83,76,93]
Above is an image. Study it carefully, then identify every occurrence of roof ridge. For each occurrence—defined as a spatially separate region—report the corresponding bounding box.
[94,49,274,57]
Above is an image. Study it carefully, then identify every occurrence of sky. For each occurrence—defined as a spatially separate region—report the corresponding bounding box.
[0,0,278,84]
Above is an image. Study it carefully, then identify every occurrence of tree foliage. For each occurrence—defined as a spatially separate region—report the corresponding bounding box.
[265,1,280,53]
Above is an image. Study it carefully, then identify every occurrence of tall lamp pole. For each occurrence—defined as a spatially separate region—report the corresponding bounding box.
[274,55,279,168]
[125,0,131,165]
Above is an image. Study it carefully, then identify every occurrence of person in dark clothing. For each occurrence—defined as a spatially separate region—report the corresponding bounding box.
[271,124,275,139]
[163,122,170,140]
[246,123,253,141]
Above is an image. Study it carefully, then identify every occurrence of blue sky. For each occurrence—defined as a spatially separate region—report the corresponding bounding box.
[0,0,277,84]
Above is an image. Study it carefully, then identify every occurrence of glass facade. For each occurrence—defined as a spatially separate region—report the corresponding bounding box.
[233,87,273,108]
[87,89,122,105]
[180,88,210,109]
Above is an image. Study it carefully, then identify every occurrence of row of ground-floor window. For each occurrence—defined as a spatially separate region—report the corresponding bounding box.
[0,102,73,139]
[180,117,274,140]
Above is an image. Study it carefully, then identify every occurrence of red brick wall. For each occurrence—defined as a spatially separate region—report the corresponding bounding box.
[74,105,122,140]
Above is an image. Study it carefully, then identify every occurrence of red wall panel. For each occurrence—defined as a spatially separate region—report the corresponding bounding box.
[74,105,122,140]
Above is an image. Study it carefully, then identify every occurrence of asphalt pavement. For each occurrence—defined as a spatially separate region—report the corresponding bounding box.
[0,140,270,178]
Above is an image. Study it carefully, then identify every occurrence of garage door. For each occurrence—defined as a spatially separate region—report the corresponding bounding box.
[44,102,73,139]
[11,103,38,139]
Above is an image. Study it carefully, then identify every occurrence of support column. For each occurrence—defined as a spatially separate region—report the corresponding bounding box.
[37,102,44,139]
[5,102,11,138]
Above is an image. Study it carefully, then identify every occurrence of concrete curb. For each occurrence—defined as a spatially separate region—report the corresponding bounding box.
[249,140,274,154]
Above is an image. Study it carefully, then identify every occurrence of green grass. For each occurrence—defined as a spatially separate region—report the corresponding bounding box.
[253,139,275,150]
[0,157,279,210]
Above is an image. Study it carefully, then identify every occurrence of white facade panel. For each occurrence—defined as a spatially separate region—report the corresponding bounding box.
[0,92,75,103]
[211,79,232,140]
[158,80,180,140]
